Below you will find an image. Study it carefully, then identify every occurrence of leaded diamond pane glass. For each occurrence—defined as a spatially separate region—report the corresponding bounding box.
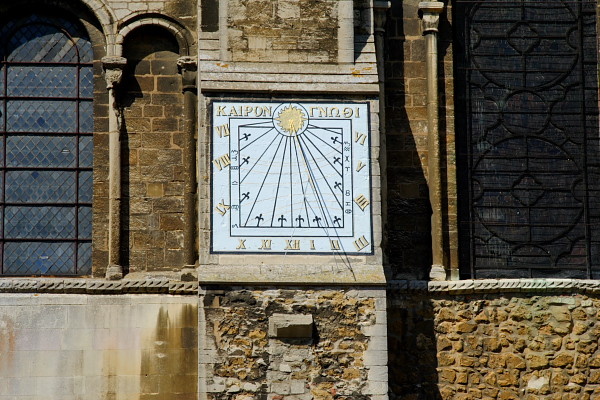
[5,206,76,239]
[7,100,77,132]
[77,242,92,274]
[3,242,75,275]
[6,171,76,203]
[8,25,77,63]
[79,136,93,167]
[78,206,92,239]
[6,135,76,167]
[79,101,93,132]
[78,171,92,203]
[79,68,93,97]
[0,13,94,275]
[7,66,76,97]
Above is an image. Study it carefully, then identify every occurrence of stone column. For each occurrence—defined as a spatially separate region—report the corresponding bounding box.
[337,0,355,64]
[418,2,447,281]
[177,56,199,280]
[102,56,127,280]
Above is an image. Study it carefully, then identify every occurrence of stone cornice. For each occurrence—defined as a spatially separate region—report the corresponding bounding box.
[0,278,198,295]
[389,279,600,295]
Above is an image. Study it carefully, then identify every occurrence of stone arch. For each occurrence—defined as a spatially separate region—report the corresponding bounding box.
[116,14,193,56]
[0,0,117,55]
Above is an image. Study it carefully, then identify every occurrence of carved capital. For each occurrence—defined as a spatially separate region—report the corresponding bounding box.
[373,1,391,34]
[418,2,444,34]
[177,56,198,89]
[101,56,127,90]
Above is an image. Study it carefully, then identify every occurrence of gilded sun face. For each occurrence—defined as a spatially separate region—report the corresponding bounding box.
[275,105,307,135]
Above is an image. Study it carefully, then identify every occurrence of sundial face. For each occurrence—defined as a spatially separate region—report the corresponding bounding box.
[211,101,372,254]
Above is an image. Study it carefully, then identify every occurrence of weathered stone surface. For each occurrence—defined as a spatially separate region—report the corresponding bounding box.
[389,291,600,399]
[203,287,382,398]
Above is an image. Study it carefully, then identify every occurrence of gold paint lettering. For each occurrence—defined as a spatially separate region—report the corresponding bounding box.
[259,240,272,250]
[310,240,315,250]
[229,106,240,116]
[353,235,370,251]
[243,106,253,116]
[355,107,360,118]
[330,240,340,250]
[354,194,370,211]
[356,160,366,172]
[215,200,231,216]
[329,107,340,117]
[213,154,232,171]
[354,131,367,145]
[309,106,319,117]
[285,240,301,250]
[343,107,353,118]
[318,107,327,117]
[216,105,227,116]
[216,123,230,138]
[236,239,246,249]
[262,106,272,117]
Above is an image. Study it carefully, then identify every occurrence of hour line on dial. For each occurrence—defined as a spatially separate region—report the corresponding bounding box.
[211,101,372,254]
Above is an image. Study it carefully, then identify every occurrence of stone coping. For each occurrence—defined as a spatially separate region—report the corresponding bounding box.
[0,278,198,295]
[389,278,600,294]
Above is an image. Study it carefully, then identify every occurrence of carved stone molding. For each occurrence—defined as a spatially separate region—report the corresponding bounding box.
[101,56,127,89]
[373,1,391,34]
[418,2,444,34]
[177,56,198,89]
[389,279,600,295]
[0,278,198,295]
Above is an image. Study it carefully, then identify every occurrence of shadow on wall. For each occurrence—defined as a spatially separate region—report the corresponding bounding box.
[384,0,432,281]
[388,291,441,400]
[385,0,449,397]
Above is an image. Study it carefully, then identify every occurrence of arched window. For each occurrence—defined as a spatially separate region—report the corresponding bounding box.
[0,13,93,275]
[455,0,600,278]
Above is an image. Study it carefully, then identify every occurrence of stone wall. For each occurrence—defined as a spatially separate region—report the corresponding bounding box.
[200,287,388,399]
[227,0,339,63]
[389,285,600,399]
[121,26,186,272]
[384,0,456,280]
[0,293,198,400]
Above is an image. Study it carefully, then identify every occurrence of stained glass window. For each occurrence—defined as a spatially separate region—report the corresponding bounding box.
[0,14,93,275]
[455,0,600,278]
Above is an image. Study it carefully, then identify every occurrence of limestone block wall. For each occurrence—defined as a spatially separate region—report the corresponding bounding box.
[388,283,600,400]
[227,0,339,63]
[200,287,388,400]
[121,27,186,272]
[0,294,197,400]
[384,0,456,280]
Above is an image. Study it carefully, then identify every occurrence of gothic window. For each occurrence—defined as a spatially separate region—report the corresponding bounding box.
[455,0,600,278]
[0,13,93,275]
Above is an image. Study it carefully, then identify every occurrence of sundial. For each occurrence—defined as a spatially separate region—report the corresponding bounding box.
[211,101,372,254]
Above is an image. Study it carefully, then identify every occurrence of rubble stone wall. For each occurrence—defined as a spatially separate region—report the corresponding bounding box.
[389,288,600,399]
[201,286,388,400]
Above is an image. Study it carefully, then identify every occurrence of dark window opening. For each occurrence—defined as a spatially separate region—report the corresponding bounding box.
[455,0,600,278]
